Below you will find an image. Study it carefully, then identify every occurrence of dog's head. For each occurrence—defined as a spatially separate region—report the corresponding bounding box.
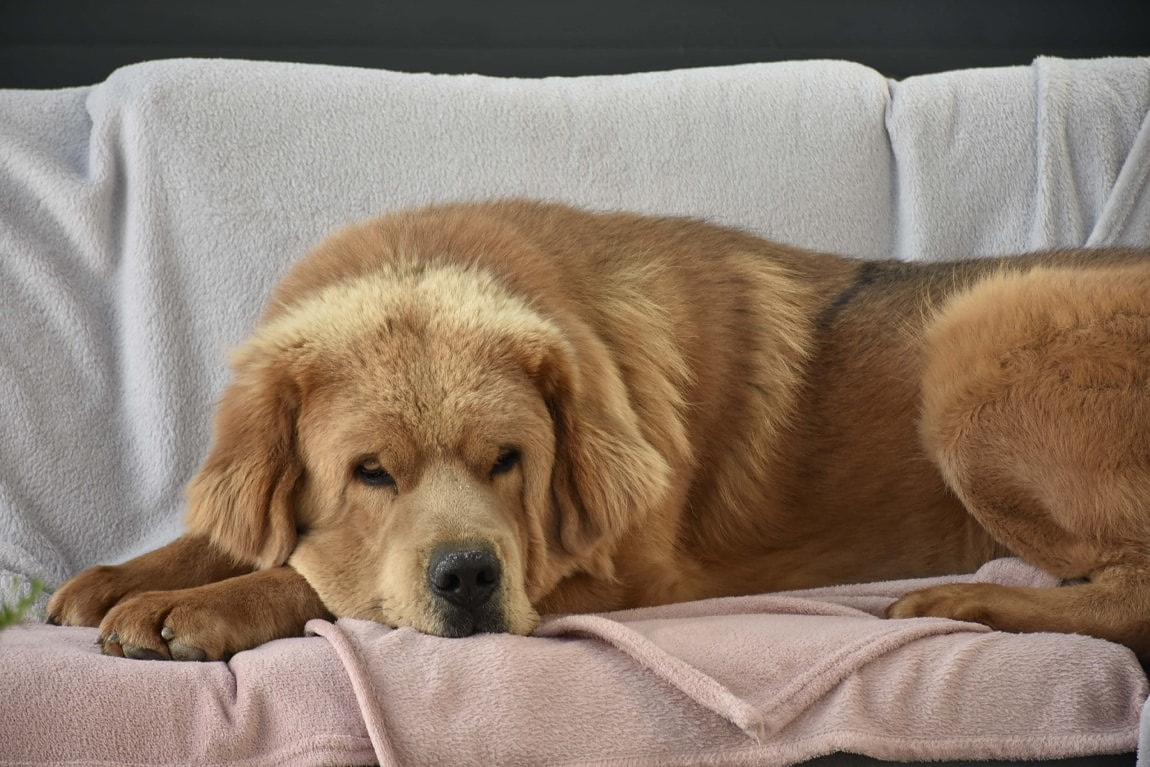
[185,228,670,636]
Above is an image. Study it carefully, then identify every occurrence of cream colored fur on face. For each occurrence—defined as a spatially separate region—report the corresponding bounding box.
[249,265,577,635]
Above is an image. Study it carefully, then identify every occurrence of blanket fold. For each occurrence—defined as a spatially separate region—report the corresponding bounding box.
[2,562,1145,766]
[887,56,1150,259]
[297,560,1144,767]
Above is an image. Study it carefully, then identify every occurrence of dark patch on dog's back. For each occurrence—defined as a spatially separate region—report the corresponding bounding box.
[817,248,1150,332]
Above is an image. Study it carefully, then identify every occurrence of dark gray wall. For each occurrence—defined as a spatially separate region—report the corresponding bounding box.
[2,0,1149,88]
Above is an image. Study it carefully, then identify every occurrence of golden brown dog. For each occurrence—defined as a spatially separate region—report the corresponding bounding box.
[48,200,1150,662]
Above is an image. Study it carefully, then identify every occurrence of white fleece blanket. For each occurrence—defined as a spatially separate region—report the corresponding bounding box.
[1,56,1149,765]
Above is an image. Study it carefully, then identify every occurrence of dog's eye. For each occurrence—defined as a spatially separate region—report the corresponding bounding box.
[490,448,521,478]
[355,461,396,489]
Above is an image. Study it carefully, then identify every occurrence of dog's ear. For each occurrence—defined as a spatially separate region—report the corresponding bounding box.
[527,324,672,559]
[184,342,304,570]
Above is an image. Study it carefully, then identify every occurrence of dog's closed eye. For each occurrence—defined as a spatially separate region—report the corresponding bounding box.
[356,461,397,489]
[490,448,521,479]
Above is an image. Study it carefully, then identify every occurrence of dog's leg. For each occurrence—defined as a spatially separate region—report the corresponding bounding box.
[48,534,251,627]
[887,264,1150,660]
[96,565,330,661]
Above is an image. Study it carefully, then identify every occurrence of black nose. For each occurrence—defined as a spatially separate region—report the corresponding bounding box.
[427,544,501,610]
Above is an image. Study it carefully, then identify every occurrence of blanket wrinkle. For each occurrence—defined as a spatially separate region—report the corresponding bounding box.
[886,56,1150,261]
[535,613,763,739]
[289,562,1145,766]
[538,601,992,741]
[300,617,753,766]
[1030,57,1150,249]
[1090,104,1150,247]
[305,619,403,767]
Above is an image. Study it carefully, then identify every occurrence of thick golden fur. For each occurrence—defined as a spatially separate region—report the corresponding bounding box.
[48,200,1150,662]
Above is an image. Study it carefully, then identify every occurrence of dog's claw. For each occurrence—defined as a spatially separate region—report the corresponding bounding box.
[161,624,208,661]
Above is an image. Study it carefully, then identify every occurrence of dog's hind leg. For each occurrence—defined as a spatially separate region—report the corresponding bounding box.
[887,262,1150,660]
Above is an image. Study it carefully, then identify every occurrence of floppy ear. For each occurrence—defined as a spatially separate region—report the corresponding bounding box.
[529,324,672,558]
[184,343,303,570]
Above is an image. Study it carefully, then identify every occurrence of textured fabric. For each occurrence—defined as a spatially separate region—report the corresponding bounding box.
[1,560,1144,766]
[887,57,1150,259]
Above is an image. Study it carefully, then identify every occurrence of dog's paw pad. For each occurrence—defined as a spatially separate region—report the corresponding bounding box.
[169,642,208,662]
[122,644,165,661]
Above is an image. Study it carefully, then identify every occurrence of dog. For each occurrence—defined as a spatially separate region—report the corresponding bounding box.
[47,200,1150,663]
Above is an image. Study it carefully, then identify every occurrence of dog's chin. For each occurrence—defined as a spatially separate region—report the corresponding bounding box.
[432,603,510,638]
[382,596,539,638]
[347,582,541,637]
[362,598,510,637]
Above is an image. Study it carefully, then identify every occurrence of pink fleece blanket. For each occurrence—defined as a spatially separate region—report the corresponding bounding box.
[2,560,1144,766]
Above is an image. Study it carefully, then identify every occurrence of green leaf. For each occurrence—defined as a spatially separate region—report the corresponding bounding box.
[0,580,44,631]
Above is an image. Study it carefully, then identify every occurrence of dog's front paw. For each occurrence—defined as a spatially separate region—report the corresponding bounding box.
[47,565,143,628]
[97,589,236,661]
[885,582,1006,628]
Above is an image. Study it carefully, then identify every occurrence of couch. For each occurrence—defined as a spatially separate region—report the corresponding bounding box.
[2,56,1149,766]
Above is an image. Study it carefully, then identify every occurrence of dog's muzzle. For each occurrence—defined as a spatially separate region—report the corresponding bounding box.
[427,542,508,636]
